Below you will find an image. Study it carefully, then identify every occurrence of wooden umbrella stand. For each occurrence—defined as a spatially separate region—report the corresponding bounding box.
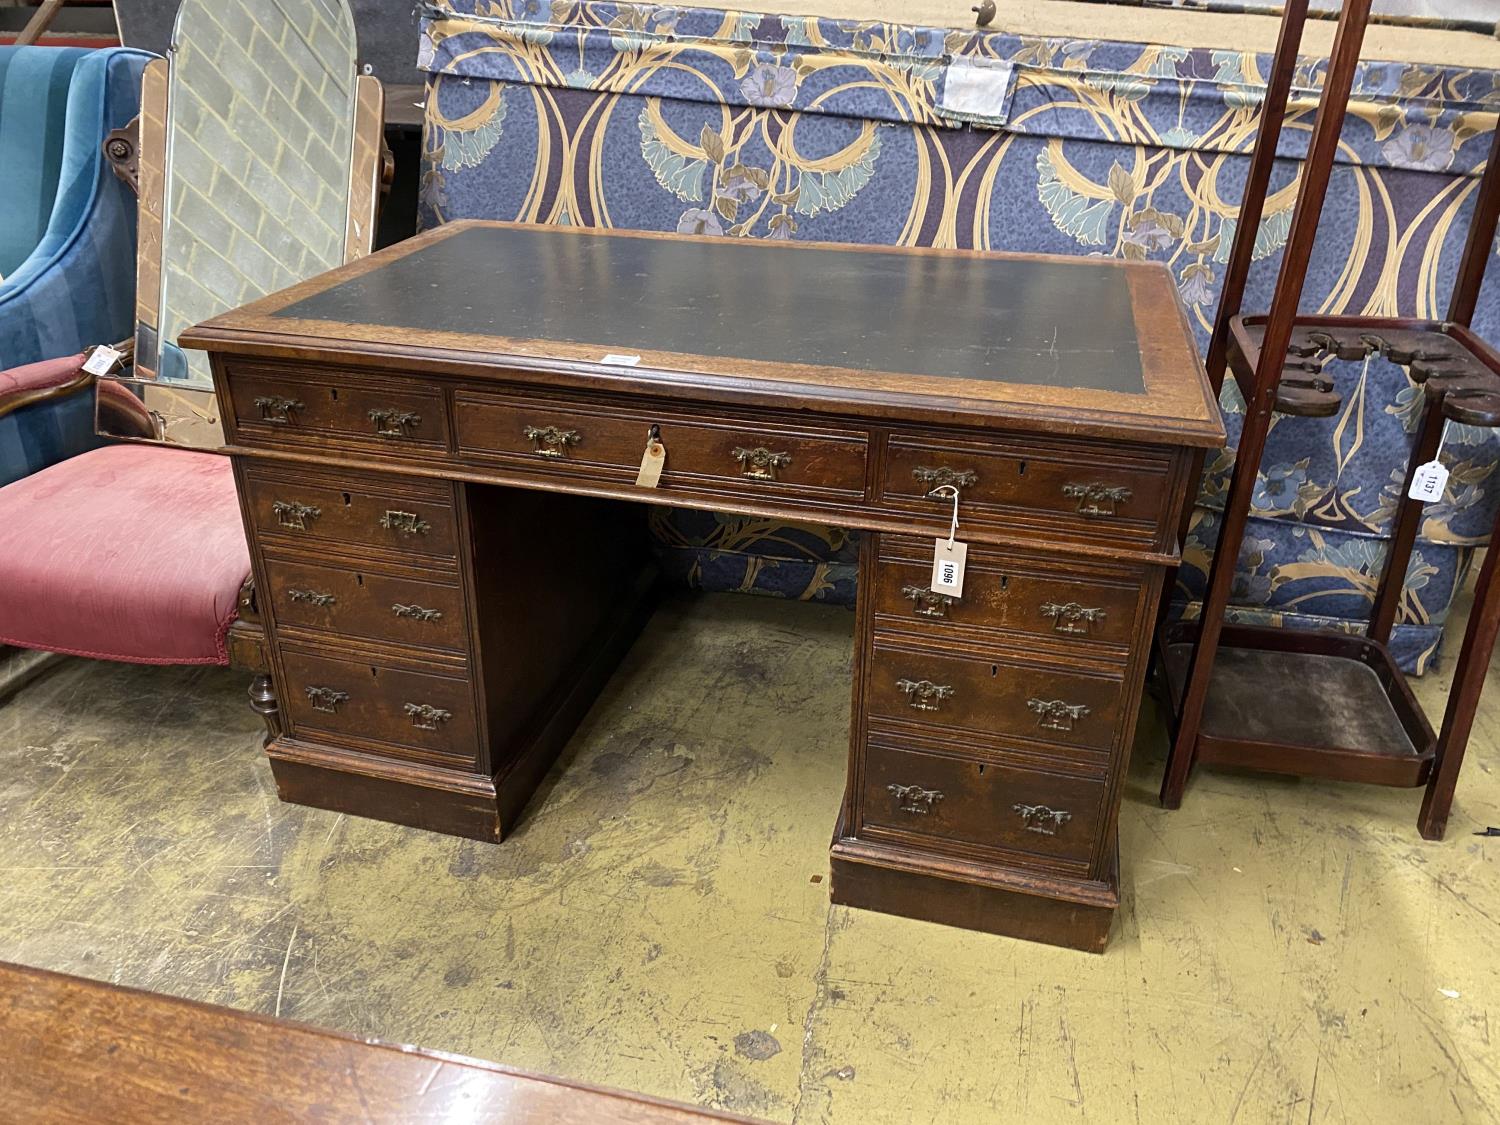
[1158,0,1500,840]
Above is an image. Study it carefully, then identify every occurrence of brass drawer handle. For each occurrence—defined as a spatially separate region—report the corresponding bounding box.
[272,500,321,530]
[1039,601,1106,635]
[287,588,337,607]
[912,466,977,492]
[896,678,954,712]
[887,783,944,816]
[392,603,443,622]
[1027,698,1090,732]
[305,685,348,713]
[523,425,581,458]
[731,447,791,481]
[379,510,430,537]
[1062,482,1132,518]
[404,702,452,731]
[1013,803,1072,836]
[900,584,953,619]
[253,395,302,424]
[369,408,422,437]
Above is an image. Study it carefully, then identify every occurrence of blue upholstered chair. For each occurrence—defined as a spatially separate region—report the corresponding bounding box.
[0,45,152,486]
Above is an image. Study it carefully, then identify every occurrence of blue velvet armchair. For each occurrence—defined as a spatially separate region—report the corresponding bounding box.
[0,45,151,486]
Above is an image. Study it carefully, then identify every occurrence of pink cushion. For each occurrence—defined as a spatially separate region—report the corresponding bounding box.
[0,354,88,397]
[0,444,249,665]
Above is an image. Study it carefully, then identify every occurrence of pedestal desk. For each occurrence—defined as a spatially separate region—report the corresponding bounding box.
[185,222,1223,951]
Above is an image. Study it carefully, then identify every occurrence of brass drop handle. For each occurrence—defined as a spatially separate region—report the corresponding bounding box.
[287,588,337,607]
[888,783,944,815]
[1062,482,1132,517]
[404,702,452,731]
[912,466,977,493]
[272,500,321,530]
[392,603,442,622]
[896,678,954,712]
[1027,698,1090,732]
[731,447,791,481]
[523,425,581,458]
[901,584,953,619]
[369,408,422,437]
[1013,803,1072,835]
[1039,601,1106,635]
[253,395,302,424]
[379,510,430,537]
[305,685,348,713]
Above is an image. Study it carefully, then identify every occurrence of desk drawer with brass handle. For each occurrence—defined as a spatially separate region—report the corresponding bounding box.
[263,555,470,655]
[453,392,868,499]
[866,635,1124,755]
[856,735,1106,871]
[870,535,1148,655]
[880,433,1174,548]
[226,365,447,454]
[242,468,459,561]
[279,645,479,767]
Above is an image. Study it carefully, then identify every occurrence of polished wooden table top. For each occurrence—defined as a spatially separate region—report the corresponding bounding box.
[0,961,762,1123]
[188,221,1222,448]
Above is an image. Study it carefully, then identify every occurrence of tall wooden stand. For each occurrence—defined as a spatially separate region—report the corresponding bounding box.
[1158,0,1500,840]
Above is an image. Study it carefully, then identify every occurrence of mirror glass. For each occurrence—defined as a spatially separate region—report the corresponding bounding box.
[145,0,359,390]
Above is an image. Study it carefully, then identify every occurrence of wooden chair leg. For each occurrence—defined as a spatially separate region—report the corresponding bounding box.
[248,673,282,748]
[1419,539,1500,839]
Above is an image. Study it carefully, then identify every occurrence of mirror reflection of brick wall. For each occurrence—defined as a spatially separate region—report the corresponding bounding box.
[152,0,357,386]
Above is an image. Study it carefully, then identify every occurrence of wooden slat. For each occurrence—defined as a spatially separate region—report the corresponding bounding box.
[0,961,763,1124]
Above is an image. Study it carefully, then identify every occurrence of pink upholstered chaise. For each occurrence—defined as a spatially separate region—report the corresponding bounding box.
[0,357,251,671]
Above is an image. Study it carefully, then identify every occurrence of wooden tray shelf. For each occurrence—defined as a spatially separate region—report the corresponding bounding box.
[1158,621,1436,787]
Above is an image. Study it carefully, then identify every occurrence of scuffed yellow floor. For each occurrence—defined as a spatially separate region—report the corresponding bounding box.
[1,591,1496,1123]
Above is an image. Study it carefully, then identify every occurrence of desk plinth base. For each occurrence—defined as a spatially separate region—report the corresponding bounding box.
[268,737,509,841]
[828,815,1119,953]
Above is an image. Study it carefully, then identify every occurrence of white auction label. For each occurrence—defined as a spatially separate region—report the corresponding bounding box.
[1408,460,1449,503]
[83,345,124,376]
[931,539,967,597]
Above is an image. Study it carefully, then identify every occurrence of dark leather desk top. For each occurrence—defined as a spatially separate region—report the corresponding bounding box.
[276,223,1145,393]
[187,222,1223,448]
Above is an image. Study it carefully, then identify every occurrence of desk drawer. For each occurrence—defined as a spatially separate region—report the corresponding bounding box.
[280,645,478,767]
[871,536,1147,654]
[242,468,459,561]
[866,635,1123,754]
[227,365,447,454]
[264,555,469,655]
[454,393,868,499]
[880,433,1172,547]
[857,736,1105,869]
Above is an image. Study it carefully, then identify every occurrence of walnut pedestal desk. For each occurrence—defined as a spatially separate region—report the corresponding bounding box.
[184,222,1223,952]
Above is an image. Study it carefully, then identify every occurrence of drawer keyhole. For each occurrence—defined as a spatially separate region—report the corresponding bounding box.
[342,492,352,506]
[1000,575,1009,592]
[1018,460,1027,476]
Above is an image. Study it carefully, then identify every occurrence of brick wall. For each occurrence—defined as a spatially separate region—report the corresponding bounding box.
[156,0,356,385]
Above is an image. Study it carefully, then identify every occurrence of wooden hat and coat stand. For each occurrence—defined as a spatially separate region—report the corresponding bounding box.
[1158,0,1500,839]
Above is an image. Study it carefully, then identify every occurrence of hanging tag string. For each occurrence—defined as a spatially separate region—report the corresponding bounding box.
[930,484,960,546]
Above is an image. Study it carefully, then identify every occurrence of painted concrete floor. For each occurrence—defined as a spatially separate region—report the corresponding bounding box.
[1,591,1496,1123]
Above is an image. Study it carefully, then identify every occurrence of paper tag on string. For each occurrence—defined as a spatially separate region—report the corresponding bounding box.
[1409,418,1453,503]
[931,539,967,597]
[636,437,666,488]
[1409,460,1449,503]
[83,345,124,376]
